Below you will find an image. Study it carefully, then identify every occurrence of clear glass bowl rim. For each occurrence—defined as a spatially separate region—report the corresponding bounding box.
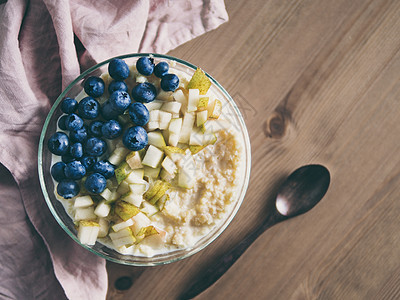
[38,53,251,266]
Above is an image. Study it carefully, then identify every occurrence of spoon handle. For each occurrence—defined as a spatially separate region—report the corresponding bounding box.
[179,212,284,300]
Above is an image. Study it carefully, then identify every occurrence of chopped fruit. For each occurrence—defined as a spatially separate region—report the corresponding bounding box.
[187,68,211,95]
[111,218,134,232]
[144,100,164,111]
[143,166,161,180]
[161,102,181,114]
[189,145,206,154]
[161,156,177,175]
[143,180,164,201]
[140,227,167,247]
[189,129,204,146]
[197,96,209,111]
[116,180,130,195]
[196,110,208,127]
[124,169,144,184]
[74,206,97,221]
[178,154,196,189]
[157,194,170,210]
[160,168,175,182]
[172,89,188,112]
[209,99,222,119]
[203,119,231,133]
[187,89,200,112]
[94,200,111,218]
[114,200,140,221]
[128,182,147,195]
[168,133,180,147]
[159,111,172,130]
[130,212,152,235]
[115,162,132,184]
[149,181,171,205]
[121,192,143,207]
[78,220,100,245]
[126,151,143,169]
[136,225,158,240]
[147,131,166,148]
[163,146,185,163]
[109,227,136,248]
[97,218,109,238]
[141,202,159,217]
[178,112,195,143]
[108,147,130,165]
[74,195,94,208]
[142,145,164,168]
[168,118,183,134]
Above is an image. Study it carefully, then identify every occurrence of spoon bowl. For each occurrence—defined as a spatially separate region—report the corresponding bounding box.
[180,164,330,300]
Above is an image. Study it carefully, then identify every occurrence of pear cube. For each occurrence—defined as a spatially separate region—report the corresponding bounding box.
[187,89,200,112]
[147,131,166,148]
[78,220,100,246]
[142,145,164,168]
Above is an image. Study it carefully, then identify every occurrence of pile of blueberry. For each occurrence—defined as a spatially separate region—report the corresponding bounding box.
[47,56,180,199]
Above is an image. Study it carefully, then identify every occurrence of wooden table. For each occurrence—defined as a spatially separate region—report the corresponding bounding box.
[107,0,400,298]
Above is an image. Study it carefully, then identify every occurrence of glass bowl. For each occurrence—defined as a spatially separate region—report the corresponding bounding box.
[38,53,251,266]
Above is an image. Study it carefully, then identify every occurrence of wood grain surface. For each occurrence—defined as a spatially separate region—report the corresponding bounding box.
[106,0,400,299]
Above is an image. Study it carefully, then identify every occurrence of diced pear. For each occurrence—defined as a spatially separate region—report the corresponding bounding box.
[78,220,100,246]
[116,180,130,195]
[160,168,175,182]
[124,169,144,184]
[189,129,204,146]
[178,112,195,143]
[109,227,136,248]
[111,218,134,232]
[196,110,208,127]
[159,111,172,130]
[187,68,211,95]
[140,202,159,217]
[94,200,111,218]
[108,147,130,165]
[203,119,231,133]
[74,206,97,221]
[173,89,188,112]
[178,154,196,189]
[143,180,163,201]
[147,131,166,148]
[136,74,148,83]
[187,89,200,112]
[97,218,109,238]
[168,133,180,147]
[161,102,181,114]
[100,188,113,201]
[114,200,140,221]
[209,99,222,119]
[163,146,185,163]
[149,181,170,205]
[161,156,177,175]
[203,132,217,145]
[121,191,143,207]
[125,151,143,169]
[136,225,159,240]
[146,121,159,131]
[197,96,209,111]
[140,227,167,247]
[142,145,164,168]
[156,90,173,101]
[74,195,94,208]
[149,109,160,123]
[128,182,147,195]
[143,166,161,180]
[168,118,182,134]
[189,145,206,154]
[157,194,170,210]
[144,100,164,111]
[115,162,132,184]
[130,212,152,235]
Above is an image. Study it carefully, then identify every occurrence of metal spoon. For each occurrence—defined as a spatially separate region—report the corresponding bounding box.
[180,164,330,300]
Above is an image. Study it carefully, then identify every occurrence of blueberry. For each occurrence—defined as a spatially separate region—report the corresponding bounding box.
[80,156,97,171]
[109,90,131,113]
[136,57,154,76]
[69,142,83,159]
[84,76,105,98]
[48,132,70,156]
[101,100,120,120]
[57,179,80,199]
[85,173,107,194]
[85,137,107,157]
[160,74,179,92]
[128,102,149,126]
[64,113,84,131]
[58,115,68,130]
[102,120,122,139]
[154,62,169,78]
[108,59,130,81]
[108,80,128,94]
[93,160,115,179]
[70,126,88,143]
[61,98,78,114]
[64,160,86,180]
[89,120,104,137]
[122,126,148,151]
[77,97,100,120]
[62,155,76,163]
[51,161,66,182]
[131,82,157,103]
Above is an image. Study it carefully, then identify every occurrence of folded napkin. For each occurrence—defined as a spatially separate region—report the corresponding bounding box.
[0,0,228,299]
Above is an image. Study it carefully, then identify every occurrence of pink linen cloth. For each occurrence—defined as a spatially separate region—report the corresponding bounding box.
[0,0,228,299]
